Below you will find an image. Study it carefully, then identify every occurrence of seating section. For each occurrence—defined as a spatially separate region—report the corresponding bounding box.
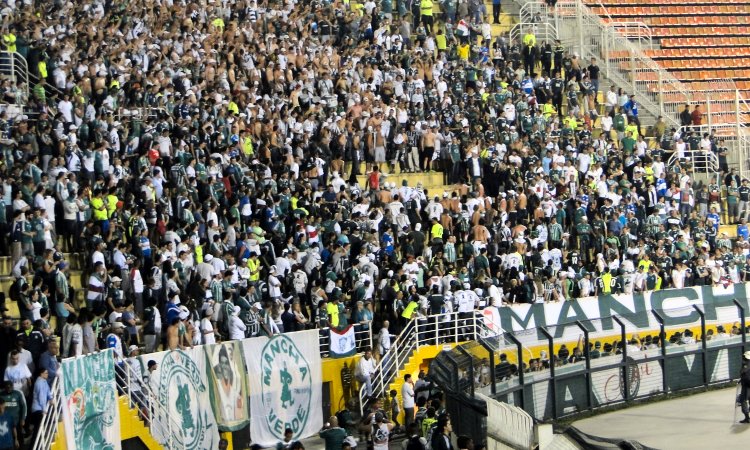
[586,0,750,118]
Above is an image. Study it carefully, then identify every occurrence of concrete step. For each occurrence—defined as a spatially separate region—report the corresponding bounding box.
[0,272,83,295]
[0,252,86,275]
[118,396,165,449]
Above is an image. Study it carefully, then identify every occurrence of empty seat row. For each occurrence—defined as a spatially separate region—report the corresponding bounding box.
[607,48,750,60]
[661,37,750,47]
[586,0,750,5]
[643,16,750,26]
[591,5,750,16]
[650,26,750,37]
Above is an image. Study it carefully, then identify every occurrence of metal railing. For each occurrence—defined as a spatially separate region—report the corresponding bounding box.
[547,0,693,127]
[666,148,720,174]
[520,1,553,24]
[593,0,652,49]
[318,325,373,358]
[0,51,30,100]
[432,299,750,427]
[509,23,560,48]
[114,360,188,450]
[31,376,62,450]
[116,106,168,123]
[487,302,748,421]
[610,22,653,50]
[357,311,498,414]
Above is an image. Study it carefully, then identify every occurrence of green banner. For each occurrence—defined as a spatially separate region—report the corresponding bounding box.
[205,341,250,431]
[61,349,121,450]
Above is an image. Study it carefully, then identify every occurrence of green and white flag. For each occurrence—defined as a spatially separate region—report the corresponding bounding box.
[329,325,357,358]
[61,349,121,450]
[244,329,323,446]
[144,349,220,450]
[205,341,250,431]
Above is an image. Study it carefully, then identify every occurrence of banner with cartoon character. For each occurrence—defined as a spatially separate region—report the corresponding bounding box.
[144,349,220,450]
[243,329,323,446]
[61,349,121,450]
[205,341,250,431]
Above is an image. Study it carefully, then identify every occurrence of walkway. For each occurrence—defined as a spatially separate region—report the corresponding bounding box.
[573,386,750,449]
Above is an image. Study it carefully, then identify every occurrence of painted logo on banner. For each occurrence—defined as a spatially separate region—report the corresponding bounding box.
[62,349,120,450]
[158,350,215,449]
[260,334,313,439]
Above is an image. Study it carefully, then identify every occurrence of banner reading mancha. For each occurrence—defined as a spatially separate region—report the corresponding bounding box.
[243,329,323,446]
[205,341,250,431]
[61,349,121,450]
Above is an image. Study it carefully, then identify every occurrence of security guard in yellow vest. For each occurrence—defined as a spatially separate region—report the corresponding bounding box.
[38,60,47,80]
[436,29,447,54]
[2,32,16,53]
[430,216,443,243]
[248,252,261,283]
[601,270,613,294]
[420,0,434,34]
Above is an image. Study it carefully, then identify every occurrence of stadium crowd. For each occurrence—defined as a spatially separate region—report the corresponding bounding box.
[0,0,748,447]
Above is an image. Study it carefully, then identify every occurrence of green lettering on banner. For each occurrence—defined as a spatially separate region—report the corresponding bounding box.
[497,305,547,339]
[553,300,595,339]
[700,284,748,321]
[649,288,700,326]
[598,294,649,331]
[273,418,283,434]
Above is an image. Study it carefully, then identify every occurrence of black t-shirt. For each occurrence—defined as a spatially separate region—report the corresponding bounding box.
[588,64,600,80]
[428,294,444,315]
[143,306,156,335]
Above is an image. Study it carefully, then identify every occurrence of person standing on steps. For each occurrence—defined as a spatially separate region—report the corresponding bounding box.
[492,0,502,24]
[738,351,750,423]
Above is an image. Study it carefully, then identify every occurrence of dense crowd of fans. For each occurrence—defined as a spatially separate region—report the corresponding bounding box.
[0,0,747,447]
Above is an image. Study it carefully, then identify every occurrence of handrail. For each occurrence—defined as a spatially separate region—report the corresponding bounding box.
[548,0,693,128]
[519,1,552,24]
[0,51,30,100]
[115,359,188,450]
[609,21,653,50]
[31,376,62,450]
[666,148,720,173]
[357,310,499,415]
[509,22,560,46]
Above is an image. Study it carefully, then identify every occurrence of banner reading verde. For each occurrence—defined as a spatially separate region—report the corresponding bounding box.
[244,329,323,446]
[144,349,220,450]
[205,341,250,431]
[61,349,121,450]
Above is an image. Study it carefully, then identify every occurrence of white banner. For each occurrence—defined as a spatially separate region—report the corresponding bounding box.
[243,329,323,446]
[495,284,748,344]
[142,349,220,450]
[61,350,121,450]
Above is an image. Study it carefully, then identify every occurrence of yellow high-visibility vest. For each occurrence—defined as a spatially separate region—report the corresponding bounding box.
[91,197,108,221]
[248,258,260,281]
[431,223,443,240]
[436,34,447,50]
[420,0,434,16]
[2,33,16,53]
[106,194,119,218]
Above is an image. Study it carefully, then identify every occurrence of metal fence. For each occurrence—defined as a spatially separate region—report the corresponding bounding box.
[529,0,692,127]
[31,377,62,450]
[357,311,494,414]
[114,359,188,450]
[435,300,749,423]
